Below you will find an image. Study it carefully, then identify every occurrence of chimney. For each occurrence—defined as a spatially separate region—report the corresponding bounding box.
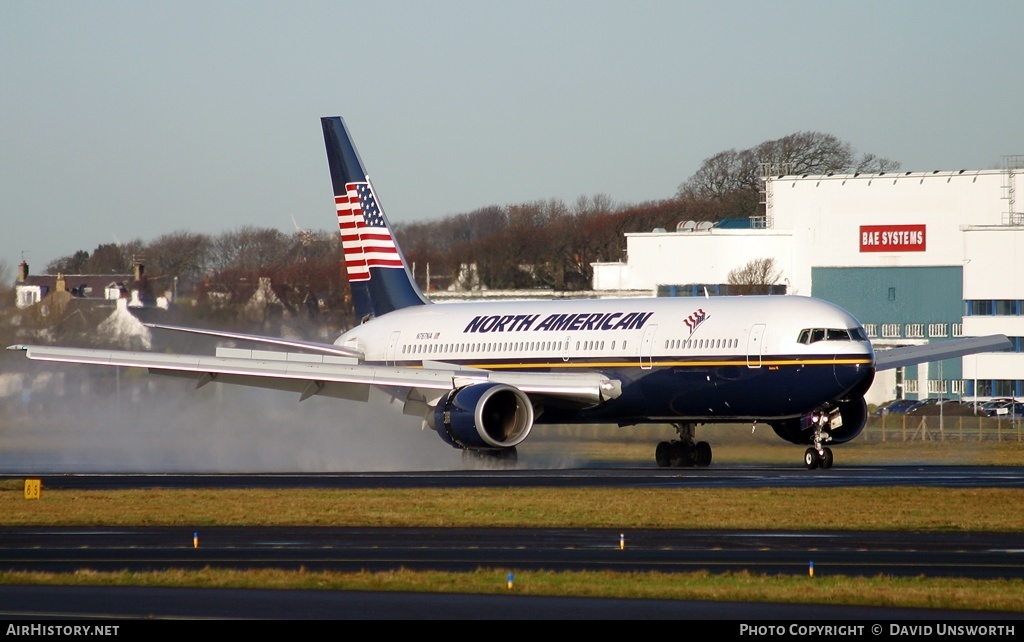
[55,272,66,292]
[134,260,144,281]
[17,261,28,282]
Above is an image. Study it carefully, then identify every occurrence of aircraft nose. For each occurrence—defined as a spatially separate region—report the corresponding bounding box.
[835,362,875,396]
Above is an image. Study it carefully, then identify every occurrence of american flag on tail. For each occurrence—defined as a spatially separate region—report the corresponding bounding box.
[683,308,708,335]
[335,181,403,282]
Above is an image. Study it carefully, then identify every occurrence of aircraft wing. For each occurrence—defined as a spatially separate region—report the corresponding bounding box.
[873,334,1012,371]
[143,323,364,359]
[6,344,621,412]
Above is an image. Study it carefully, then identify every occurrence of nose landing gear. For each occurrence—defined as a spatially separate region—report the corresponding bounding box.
[804,446,833,470]
[804,411,835,470]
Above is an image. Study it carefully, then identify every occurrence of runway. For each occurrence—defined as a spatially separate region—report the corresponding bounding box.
[2,465,1023,619]
[13,463,1024,490]
[2,525,1024,580]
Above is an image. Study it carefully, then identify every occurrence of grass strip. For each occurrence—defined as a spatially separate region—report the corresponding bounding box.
[3,487,1024,531]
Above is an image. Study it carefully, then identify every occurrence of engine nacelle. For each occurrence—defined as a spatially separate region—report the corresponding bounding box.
[770,397,868,445]
[432,382,535,450]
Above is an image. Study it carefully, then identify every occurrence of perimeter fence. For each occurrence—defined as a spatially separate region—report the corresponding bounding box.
[864,414,1024,443]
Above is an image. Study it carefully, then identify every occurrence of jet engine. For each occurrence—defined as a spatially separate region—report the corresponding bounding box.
[769,396,868,445]
[432,382,535,450]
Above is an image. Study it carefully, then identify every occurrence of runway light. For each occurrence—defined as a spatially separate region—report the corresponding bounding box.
[507,572,514,590]
[620,533,625,550]
[194,532,199,548]
[809,561,814,577]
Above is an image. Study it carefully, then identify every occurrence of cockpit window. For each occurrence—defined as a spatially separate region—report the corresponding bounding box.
[798,327,865,344]
[848,327,868,342]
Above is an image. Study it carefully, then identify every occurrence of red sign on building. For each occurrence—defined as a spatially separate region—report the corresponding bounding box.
[859,225,926,252]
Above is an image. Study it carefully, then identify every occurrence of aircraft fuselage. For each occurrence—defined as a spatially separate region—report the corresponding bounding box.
[336,293,875,425]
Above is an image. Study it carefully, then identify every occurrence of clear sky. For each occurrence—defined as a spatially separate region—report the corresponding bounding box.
[2,0,1022,275]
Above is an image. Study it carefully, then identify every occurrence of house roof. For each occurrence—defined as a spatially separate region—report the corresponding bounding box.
[17,274,133,296]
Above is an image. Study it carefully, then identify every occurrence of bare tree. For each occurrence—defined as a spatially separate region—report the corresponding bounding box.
[146,230,213,290]
[678,132,900,217]
[45,250,89,275]
[854,152,901,173]
[211,226,291,273]
[83,243,132,274]
[0,258,12,302]
[728,257,782,295]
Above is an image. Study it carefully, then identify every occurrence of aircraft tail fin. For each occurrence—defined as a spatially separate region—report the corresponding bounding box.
[321,116,428,322]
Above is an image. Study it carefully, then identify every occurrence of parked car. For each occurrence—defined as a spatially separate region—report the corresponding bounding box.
[907,400,983,416]
[875,399,921,415]
[985,400,1024,418]
[977,398,1014,416]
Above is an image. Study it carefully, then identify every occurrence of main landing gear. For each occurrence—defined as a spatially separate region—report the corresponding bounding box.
[655,422,712,468]
[803,410,835,470]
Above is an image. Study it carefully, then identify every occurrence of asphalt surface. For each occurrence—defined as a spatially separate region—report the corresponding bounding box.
[2,465,1023,620]
[12,463,1024,490]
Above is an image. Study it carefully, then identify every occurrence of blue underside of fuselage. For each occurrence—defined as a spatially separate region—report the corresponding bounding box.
[540,361,874,425]
[389,354,874,425]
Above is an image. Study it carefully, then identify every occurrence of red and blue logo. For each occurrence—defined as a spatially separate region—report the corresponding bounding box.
[683,308,708,335]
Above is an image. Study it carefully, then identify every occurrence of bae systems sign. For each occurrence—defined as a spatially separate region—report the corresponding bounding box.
[859,224,926,252]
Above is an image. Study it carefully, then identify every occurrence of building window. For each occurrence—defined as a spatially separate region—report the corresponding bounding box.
[888,287,896,301]
[995,300,1020,316]
[965,300,1024,316]
[928,323,949,338]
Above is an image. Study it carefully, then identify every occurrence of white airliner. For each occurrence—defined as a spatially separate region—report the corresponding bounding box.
[8,117,1012,469]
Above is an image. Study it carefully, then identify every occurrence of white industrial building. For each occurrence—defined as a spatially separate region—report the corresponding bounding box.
[592,159,1024,405]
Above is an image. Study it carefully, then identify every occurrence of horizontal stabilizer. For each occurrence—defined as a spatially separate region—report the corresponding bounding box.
[873,334,1012,371]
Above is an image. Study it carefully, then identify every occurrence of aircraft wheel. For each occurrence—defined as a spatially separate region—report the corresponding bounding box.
[804,448,820,470]
[655,441,671,468]
[821,447,834,469]
[681,443,697,467]
[695,441,712,467]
